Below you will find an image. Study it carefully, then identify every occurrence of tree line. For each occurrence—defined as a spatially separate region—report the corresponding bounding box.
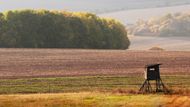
[128,13,190,37]
[0,10,130,49]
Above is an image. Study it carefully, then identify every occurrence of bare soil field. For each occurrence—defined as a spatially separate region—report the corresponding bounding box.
[0,48,189,78]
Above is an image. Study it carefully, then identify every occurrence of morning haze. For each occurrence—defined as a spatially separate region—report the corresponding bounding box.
[0,1,190,106]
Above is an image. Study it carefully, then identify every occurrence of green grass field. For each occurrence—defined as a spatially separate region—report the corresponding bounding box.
[0,75,190,94]
[1,75,190,107]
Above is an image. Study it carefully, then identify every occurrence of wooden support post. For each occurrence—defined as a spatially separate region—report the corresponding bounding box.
[140,79,168,93]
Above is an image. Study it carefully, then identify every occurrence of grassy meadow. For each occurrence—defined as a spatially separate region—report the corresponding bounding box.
[0,92,189,107]
[0,75,190,106]
[0,75,190,94]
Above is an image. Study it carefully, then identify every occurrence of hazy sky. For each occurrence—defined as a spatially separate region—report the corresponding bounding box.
[1,0,190,24]
[100,5,190,24]
[0,0,113,12]
[0,0,69,11]
[1,0,190,13]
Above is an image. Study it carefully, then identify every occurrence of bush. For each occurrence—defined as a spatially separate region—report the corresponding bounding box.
[149,46,164,51]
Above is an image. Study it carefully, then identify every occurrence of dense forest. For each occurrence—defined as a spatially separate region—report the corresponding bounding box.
[0,10,130,49]
[128,12,190,37]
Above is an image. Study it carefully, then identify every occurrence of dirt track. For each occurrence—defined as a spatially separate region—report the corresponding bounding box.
[0,49,189,78]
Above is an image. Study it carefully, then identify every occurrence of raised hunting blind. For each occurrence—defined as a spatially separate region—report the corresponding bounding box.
[139,64,169,93]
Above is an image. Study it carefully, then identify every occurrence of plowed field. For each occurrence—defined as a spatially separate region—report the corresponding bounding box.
[0,49,189,78]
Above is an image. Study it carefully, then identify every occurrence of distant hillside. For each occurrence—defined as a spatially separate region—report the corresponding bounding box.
[128,12,190,37]
[94,0,190,14]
